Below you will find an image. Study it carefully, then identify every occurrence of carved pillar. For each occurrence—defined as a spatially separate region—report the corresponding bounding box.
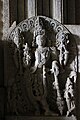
[2,0,17,39]
[50,0,63,23]
[75,0,80,24]
[66,0,75,24]
[0,1,5,119]
[42,0,49,17]
[3,0,9,40]
[9,0,17,25]
[17,0,24,23]
[24,0,28,19]
[37,0,42,15]
[28,0,37,18]
[49,0,54,19]
[0,0,3,39]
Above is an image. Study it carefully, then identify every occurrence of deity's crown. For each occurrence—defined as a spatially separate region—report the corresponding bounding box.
[34,17,45,37]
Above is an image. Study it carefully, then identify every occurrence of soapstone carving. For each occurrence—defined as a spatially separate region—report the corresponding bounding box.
[50,61,64,115]
[7,16,77,117]
[56,31,69,66]
[23,43,31,66]
[64,71,76,116]
[30,21,58,115]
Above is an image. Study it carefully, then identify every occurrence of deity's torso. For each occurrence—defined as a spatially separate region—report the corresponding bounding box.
[35,47,50,68]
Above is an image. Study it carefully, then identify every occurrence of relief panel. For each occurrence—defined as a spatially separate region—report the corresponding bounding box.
[6,16,77,119]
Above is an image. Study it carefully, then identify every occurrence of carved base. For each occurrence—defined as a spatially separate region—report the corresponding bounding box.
[5,116,77,120]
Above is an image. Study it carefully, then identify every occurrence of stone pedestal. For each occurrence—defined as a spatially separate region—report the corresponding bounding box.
[5,116,77,120]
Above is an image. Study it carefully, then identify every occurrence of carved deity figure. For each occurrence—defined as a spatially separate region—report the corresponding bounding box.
[64,71,76,116]
[30,24,59,115]
[23,43,31,66]
[56,31,69,67]
[50,61,64,115]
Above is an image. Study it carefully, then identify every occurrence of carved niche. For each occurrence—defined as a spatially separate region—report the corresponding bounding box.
[7,16,77,118]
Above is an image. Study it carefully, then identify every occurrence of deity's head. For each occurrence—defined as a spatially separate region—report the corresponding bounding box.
[34,26,46,47]
[56,31,69,47]
[33,18,47,47]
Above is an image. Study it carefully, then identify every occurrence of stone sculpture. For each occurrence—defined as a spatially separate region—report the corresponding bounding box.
[64,71,76,116]
[50,61,64,115]
[56,31,69,67]
[7,16,77,117]
[30,21,59,115]
[23,43,31,66]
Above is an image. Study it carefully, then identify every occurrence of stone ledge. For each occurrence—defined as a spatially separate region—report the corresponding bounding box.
[5,116,77,120]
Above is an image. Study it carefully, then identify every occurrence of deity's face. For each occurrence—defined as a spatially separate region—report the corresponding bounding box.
[36,34,46,47]
[56,32,69,48]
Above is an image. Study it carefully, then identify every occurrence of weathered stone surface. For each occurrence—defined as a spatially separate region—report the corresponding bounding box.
[65,25,80,36]
[24,0,28,19]
[64,0,75,24]
[0,0,3,39]
[9,0,17,25]
[75,0,80,24]
[65,25,80,71]
[5,16,77,118]
[5,116,76,120]
[43,0,49,17]
[28,0,36,18]
[52,0,62,23]
[17,0,24,23]
[65,25,80,120]
[37,0,42,15]
[3,0,9,40]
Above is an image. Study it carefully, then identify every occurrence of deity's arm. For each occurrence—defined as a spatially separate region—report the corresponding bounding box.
[50,46,58,61]
[49,47,59,76]
[50,61,59,77]
[57,44,69,66]
[63,46,69,65]
[30,50,39,73]
[13,47,19,69]
[35,50,39,67]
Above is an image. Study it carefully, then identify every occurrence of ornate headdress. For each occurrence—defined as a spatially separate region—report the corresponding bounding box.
[34,17,45,37]
[32,17,46,47]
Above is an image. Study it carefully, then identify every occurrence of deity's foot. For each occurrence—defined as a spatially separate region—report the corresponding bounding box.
[66,111,70,117]
[35,111,40,115]
[44,110,58,116]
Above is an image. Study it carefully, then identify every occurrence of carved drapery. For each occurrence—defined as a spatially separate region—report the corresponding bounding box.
[7,16,77,118]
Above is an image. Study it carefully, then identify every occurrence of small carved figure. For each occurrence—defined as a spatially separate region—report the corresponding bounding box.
[56,31,69,66]
[31,27,50,115]
[50,61,64,115]
[23,43,31,66]
[14,30,25,74]
[64,71,76,116]
[50,61,59,77]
